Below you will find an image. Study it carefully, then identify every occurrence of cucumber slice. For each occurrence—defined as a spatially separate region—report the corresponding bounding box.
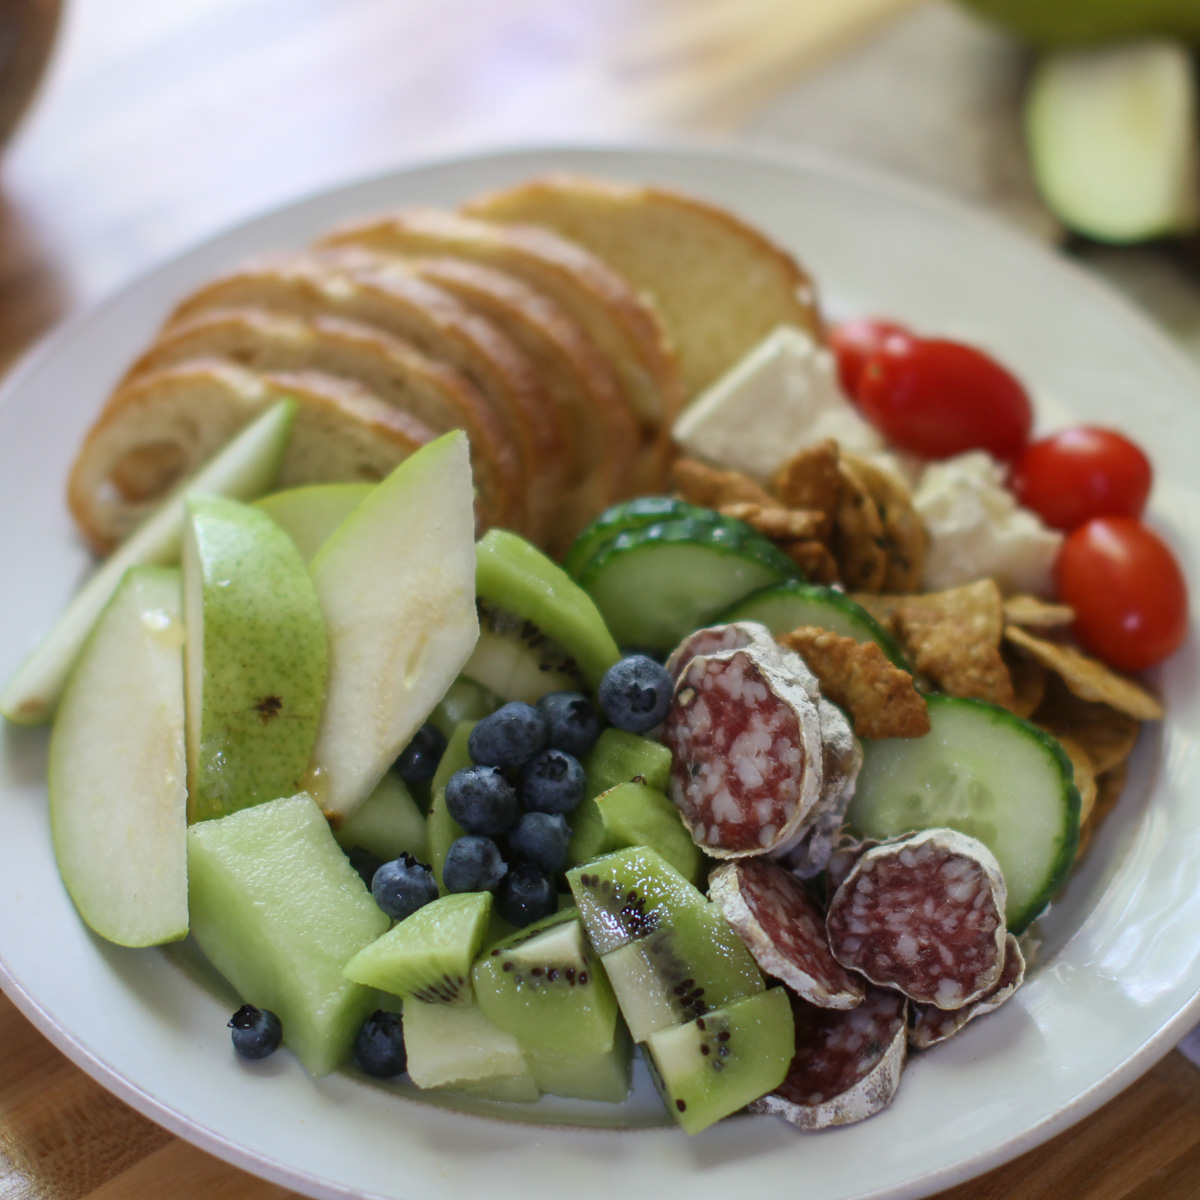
[562,496,709,579]
[846,695,1080,934]
[580,518,800,653]
[718,582,909,669]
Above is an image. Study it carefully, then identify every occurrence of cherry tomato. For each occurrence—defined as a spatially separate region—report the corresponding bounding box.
[830,318,912,399]
[856,337,1033,461]
[1010,427,1152,532]
[1055,517,1188,672]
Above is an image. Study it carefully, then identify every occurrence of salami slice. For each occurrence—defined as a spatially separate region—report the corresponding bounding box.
[662,646,823,856]
[823,838,880,900]
[710,859,865,1009]
[826,829,1008,1010]
[749,986,906,1129]
[908,933,1026,1049]
[666,621,820,702]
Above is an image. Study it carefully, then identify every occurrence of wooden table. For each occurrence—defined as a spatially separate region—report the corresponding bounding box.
[3,1,1199,1196]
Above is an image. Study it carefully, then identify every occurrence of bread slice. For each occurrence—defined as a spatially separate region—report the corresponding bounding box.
[166,251,564,541]
[388,255,641,548]
[463,175,823,402]
[129,308,524,532]
[68,359,436,555]
[315,208,682,488]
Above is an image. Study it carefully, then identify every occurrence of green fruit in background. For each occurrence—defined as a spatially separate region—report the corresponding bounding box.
[49,566,189,948]
[183,494,327,822]
[957,0,1200,47]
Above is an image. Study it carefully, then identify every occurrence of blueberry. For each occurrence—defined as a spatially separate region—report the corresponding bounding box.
[535,691,603,758]
[519,748,586,814]
[598,655,673,733]
[392,722,448,784]
[353,1009,407,1077]
[371,853,439,920]
[495,862,558,927]
[468,702,547,768]
[445,765,519,836]
[442,835,508,893]
[508,811,571,874]
[228,1004,282,1060]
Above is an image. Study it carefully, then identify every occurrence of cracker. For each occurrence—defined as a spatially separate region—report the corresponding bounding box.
[841,452,928,594]
[717,502,826,541]
[778,538,840,584]
[771,438,839,536]
[1032,674,1140,775]
[1053,734,1098,826]
[670,457,777,509]
[1005,652,1047,720]
[833,457,889,593]
[1076,761,1128,861]
[778,625,930,740]
[1003,595,1075,628]
[893,604,1016,707]
[1004,625,1163,721]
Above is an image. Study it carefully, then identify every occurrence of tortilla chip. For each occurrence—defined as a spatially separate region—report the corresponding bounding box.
[849,592,904,628]
[1004,625,1163,721]
[1053,734,1098,825]
[670,458,777,509]
[717,503,826,541]
[778,625,930,740]
[778,538,840,584]
[1005,652,1047,720]
[833,458,889,593]
[1032,674,1140,775]
[771,439,839,536]
[1003,595,1075,628]
[1076,760,1128,861]
[898,579,1005,644]
[841,452,929,594]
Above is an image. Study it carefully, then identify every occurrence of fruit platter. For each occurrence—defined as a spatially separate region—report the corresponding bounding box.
[1,145,1199,1200]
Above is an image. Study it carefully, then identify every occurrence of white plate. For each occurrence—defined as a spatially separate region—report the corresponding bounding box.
[3,143,1200,1200]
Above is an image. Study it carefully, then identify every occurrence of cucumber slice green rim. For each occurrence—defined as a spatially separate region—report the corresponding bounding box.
[717,581,910,670]
[579,516,801,654]
[562,496,711,579]
[846,694,1081,934]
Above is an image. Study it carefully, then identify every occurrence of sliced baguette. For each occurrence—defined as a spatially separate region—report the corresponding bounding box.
[166,251,563,540]
[463,174,823,401]
[129,307,524,532]
[68,359,435,554]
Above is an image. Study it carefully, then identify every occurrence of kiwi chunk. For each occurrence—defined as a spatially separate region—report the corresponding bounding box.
[645,988,794,1135]
[473,908,619,1057]
[333,773,427,862]
[343,890,492,1004]
[463,530,621,703]
[595,781,703,885]
[403,997,535,1093]
[526,1020,633,1103]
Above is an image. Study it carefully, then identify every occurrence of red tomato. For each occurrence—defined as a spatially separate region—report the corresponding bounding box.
[1055,518,1188,672]
[856,338,1033,461]
[1011,427,1152,532]
[830,318,912,399]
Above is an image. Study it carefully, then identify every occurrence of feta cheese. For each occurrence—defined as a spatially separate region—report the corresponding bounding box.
[913,452,1062,595]
[673,325,884,482]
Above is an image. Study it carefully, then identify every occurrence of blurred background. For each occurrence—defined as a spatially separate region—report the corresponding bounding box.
[3,0,1200,1197]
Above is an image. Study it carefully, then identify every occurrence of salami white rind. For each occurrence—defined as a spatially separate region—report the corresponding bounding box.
[662,646,823,857]
[750,986,906,1129]
[908,933,1025,1049]
[826,829,1008,1010]
[710,859,865,1009]
[824,838,879,899]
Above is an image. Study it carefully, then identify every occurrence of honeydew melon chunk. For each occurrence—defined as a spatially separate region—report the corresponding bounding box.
[403,997,535,1092]
[254,481,374,562]
[344,890,493,1004]
[333,773,427,862]
[2,399,295,726]
[526,1020,633,1103]
[427,720,473,891]
[307,431,478,823]
[183,495,327,822]
[187,792,388,1077]
[1026,40,1200,243]
[49,566,188,948]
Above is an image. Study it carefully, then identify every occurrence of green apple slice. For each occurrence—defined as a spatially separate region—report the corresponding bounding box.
[48,566,188,947]
[1027,41,1200,243]
[187,792,388,1076]
[183,494,327,822]
[307,431,478,823]
[254,482,374,563]
[2,399,296,726]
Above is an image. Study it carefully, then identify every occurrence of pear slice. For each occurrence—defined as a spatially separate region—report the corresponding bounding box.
[2,399,296,726]
[1026,40,1200,243]
[183,495,327,822]
[48,566,189,947]
[307,431,478,823]
[254,481,374,563]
